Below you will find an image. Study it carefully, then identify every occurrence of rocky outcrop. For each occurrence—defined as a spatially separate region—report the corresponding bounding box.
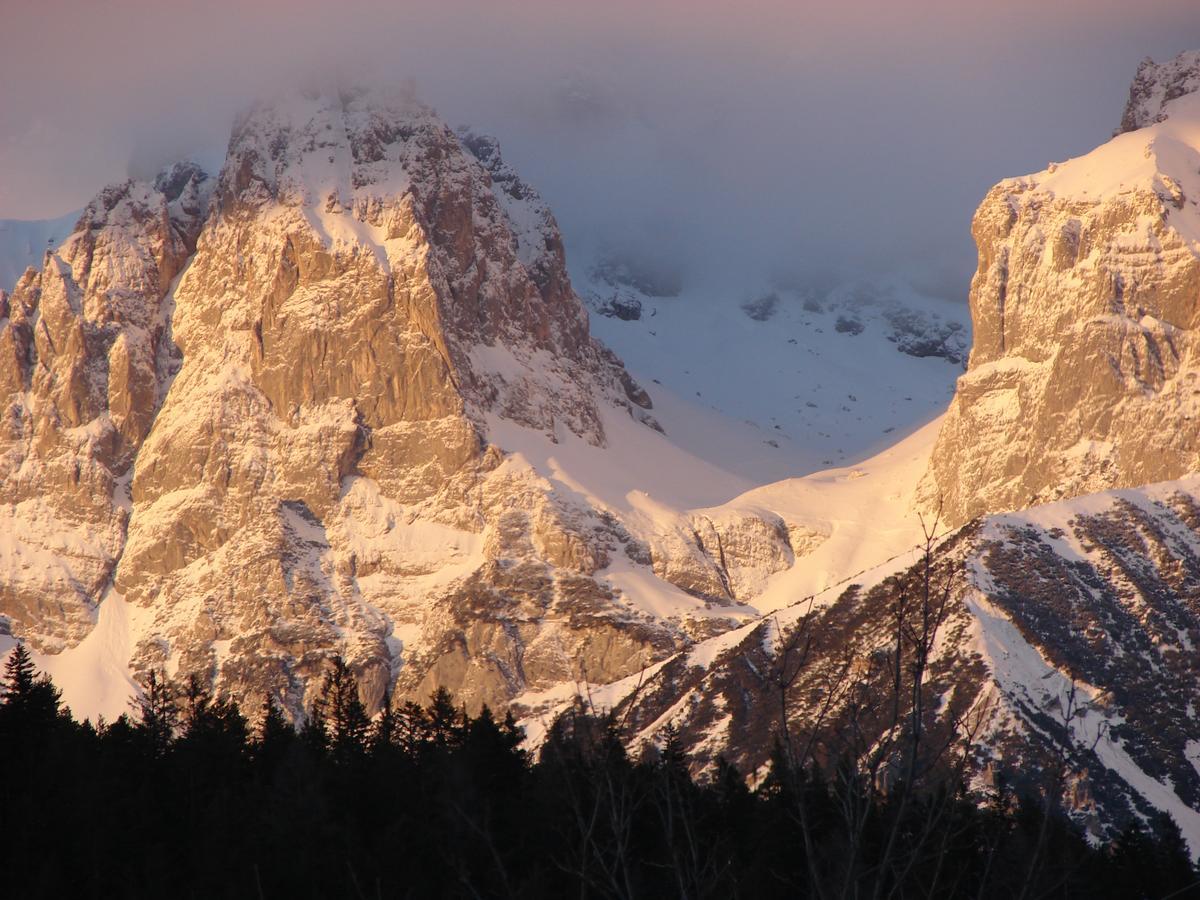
[584,287,643,322]
[648,508,825,605]
[883,305,967,364]
[0,165,210,652]
[575,476,1200,848]
[1118,50,1200,133]
[924,51,1200,525]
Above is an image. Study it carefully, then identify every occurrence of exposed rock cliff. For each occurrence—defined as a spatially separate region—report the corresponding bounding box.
[1119,49,1200,133]
[0,165,210,653]
[924,50,1200,525]
[2,87,813,717]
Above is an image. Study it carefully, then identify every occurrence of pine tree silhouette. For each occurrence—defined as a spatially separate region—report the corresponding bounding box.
[395,699,430,753]
[427,686,464,748]
[369,691,398,754]
[319,656,370,762]
[1,641,36,698]
[0,641,64,736]
[255,692,294,774]
[132,669,177,757]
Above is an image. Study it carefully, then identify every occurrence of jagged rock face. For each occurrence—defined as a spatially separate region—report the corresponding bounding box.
[2,87,785,717]
[0,166,209,652]
[1119,50,1200,133]
[111,88,677,714]
[924,51,1200,526]
[590,477,1200,846]
[647,508,825,605]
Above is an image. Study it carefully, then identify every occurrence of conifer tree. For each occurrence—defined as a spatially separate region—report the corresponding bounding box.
[1,641,36,700]
[369,692,398,754]
[132,669,178,757]
[659,722,689,781]
[427,687,464,748]
[462,705,526,788]
[299,691,330,755]
[177,674,248,762]
[0,642,63,736]
[395,699,430,754]
[255,692,294,768]
[180,672,212,731]
[319,656,370,761]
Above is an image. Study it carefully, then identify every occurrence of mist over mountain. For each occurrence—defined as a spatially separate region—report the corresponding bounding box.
[2,0,1197,297]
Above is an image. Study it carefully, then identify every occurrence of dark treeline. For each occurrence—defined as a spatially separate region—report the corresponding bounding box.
[1,644,1198,899]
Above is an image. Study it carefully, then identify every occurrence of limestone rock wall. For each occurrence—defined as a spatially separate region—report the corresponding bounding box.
[0,87,795,718]
[924,52,1200,526]
[0,166,209,651]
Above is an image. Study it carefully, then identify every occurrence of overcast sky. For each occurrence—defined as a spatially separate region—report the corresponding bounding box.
[1,0,1197,297]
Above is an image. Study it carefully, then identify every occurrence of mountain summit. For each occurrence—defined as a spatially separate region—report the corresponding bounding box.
[0,87,779,717]
[923,48,1200,525]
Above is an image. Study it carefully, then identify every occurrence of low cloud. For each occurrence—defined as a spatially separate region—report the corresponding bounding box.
[1,0,1196,298]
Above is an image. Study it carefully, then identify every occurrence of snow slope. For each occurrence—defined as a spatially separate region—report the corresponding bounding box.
[577,266,967,480]
[0,591,140,723]
[711,417,942,613]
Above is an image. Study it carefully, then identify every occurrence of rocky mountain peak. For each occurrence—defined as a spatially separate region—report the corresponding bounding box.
[203,87,647,445]
[2,86,772,722]
[1118,49,1200,134]
[923,50,1200,525]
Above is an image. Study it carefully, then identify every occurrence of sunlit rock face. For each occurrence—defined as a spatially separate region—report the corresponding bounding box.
[0,87,782,716]
[0,166,209,653]
[923,49,1200,526]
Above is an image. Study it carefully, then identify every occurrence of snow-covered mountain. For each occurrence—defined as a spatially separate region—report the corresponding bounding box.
[924,51,1200,525]
[1,86,958,724]
[4,48,1200,848]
